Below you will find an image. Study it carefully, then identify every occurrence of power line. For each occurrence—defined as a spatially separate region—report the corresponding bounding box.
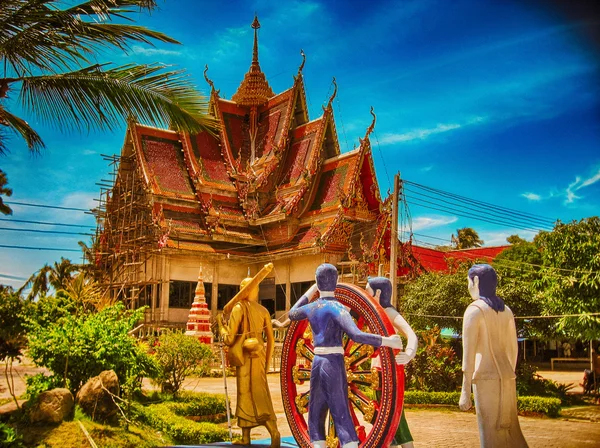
[0,227,93,236]
[403,180,556,225]
[0,218,93,228]
[5,201,89,212]
[0,244,81,252]
[403,186,554,230]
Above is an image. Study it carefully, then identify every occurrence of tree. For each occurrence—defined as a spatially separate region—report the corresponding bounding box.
[27,302,154,393]
[0,286,32,408]
[18,257,78,299]
[0,169,12,215]
[0,0,217,155]
[151,331,213,396]
[535,217,600,339]
[451,227,484,249]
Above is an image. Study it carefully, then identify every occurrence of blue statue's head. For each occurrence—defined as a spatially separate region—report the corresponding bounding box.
[467,264,505,312]
[367,277,392,308]
[315,263,338,292]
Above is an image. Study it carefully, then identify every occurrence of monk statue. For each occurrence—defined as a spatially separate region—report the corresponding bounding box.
[459,264,528,448]
[366,277,418,448]
[218,263,281,447]
[289,263,402,448]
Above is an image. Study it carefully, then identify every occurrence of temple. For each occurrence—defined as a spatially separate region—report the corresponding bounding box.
[91,17,506,326]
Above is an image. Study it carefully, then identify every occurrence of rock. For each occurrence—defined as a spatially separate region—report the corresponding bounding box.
[76,370,120,421]
[29,388,74,424]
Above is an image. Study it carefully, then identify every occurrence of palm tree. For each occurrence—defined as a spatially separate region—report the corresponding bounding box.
[451,227,484,249]
[18,257,77,299]
[0,169,12,215]
[0,0,217,154]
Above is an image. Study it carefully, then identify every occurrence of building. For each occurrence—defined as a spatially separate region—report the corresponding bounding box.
[92,17,391,325]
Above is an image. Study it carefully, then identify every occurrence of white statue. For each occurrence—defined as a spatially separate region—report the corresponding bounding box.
[459,264,528,448]
[367,277,418,448]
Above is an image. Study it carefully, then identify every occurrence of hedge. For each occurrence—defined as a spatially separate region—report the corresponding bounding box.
[403,391,561,417]
[133,392,230,444]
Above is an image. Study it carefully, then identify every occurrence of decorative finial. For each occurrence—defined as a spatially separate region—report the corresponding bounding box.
[298,49,306,75]
[203,64,214,91]
[247,267,251,277]
[251,15,261,71]
[327,77,338,108]
[365,106,376,139]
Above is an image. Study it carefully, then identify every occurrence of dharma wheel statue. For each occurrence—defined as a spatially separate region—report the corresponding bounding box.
[281,282,404,448]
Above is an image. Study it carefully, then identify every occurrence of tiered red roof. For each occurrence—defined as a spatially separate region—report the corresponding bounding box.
[116,18,387,259]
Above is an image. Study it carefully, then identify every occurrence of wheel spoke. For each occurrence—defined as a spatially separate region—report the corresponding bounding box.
[295,390,310,414]
[292,365,311,384]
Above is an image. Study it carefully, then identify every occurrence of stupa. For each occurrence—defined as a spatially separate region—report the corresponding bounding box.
[185,266,214,344]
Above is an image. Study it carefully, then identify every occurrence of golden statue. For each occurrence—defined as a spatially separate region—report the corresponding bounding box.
[218,263,280,447]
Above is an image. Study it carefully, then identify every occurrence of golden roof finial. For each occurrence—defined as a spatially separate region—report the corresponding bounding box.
[231,15,275,107]
[298,49,306,76]
[203,64,215,91]
[365,106,376,139]
[327,77,338,109]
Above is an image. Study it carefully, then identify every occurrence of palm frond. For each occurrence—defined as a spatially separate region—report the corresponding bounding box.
[0,103,45,153]
[0,0,178,75]
[19,63,219,135]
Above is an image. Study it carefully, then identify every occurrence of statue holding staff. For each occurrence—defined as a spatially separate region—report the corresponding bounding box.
[218,263,281,447]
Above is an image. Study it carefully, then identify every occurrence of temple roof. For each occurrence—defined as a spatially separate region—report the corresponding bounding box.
[111,18,388,260]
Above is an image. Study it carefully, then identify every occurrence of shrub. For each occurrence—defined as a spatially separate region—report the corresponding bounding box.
[24,373,63,400]
[27,303,156,393]
[133,393,229,444]
[516,360,576,405]
[404,327,462,392]
[517,396,561,417]
[403,390,561,417]
[0,421,22,448]
[150,332,213,396]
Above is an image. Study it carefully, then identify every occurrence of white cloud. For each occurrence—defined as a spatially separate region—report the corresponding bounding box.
[378,116,487,146]
[420,165,434,172]
[563,168,600,204]
[479,230,537,246]
[130,46,182,57]
[521,192,541,201]
[60,192,97,211]
[412,215,458,231]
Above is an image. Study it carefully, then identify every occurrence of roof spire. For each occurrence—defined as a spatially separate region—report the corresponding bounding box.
[231,15,275,107]
[365,106,376,139]
[251,15,260,73]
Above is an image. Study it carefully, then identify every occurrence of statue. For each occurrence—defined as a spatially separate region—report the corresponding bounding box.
[459,264,528,448]
[218,263,281,447]
[289,263,402,448]
[366,277,418,448]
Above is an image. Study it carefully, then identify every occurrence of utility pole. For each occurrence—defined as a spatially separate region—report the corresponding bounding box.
[390,172,400,308]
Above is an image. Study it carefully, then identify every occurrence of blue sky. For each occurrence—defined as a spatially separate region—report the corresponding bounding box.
[1,0,599,288]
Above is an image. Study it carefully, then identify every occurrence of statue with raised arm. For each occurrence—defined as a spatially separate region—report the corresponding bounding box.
[218,263,280,447]
[459,264,528,448]
[289,263,402,448]
[367,277,418,448]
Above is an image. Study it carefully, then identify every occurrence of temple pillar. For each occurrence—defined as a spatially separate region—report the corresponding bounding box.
[212,261,219,317]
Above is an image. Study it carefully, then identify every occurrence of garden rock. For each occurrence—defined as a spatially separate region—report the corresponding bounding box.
[76,370,120,421]
[29,388,74,424]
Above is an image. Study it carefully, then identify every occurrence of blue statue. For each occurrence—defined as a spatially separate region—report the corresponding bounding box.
[289,263,402,448]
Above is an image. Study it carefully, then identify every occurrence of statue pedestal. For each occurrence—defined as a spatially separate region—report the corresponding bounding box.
[171,436,299,447]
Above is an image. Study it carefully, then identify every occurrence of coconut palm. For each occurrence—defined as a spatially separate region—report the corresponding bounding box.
[18,257,78,299]
[0,169,12,214]
[0,0,217,154]
[451,227,484,249]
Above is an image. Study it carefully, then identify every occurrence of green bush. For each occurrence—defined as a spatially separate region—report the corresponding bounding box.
[0,421,23,448]
[516,360,576,405]
[150,332,213,396]
[27,302,157,393]
[133,393,229,444]
[24,373,63,400]
[404,327,462,392]
[517,396,561,417]
[403,390,561,417]
[404,390,461,405]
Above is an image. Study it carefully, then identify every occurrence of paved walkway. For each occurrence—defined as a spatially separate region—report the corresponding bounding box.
[4,361,600,447]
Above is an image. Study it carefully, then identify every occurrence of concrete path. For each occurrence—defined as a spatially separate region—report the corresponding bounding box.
[4,361,600,447]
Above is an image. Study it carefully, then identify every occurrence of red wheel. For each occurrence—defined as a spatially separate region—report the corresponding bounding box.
[281,283,404,448]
